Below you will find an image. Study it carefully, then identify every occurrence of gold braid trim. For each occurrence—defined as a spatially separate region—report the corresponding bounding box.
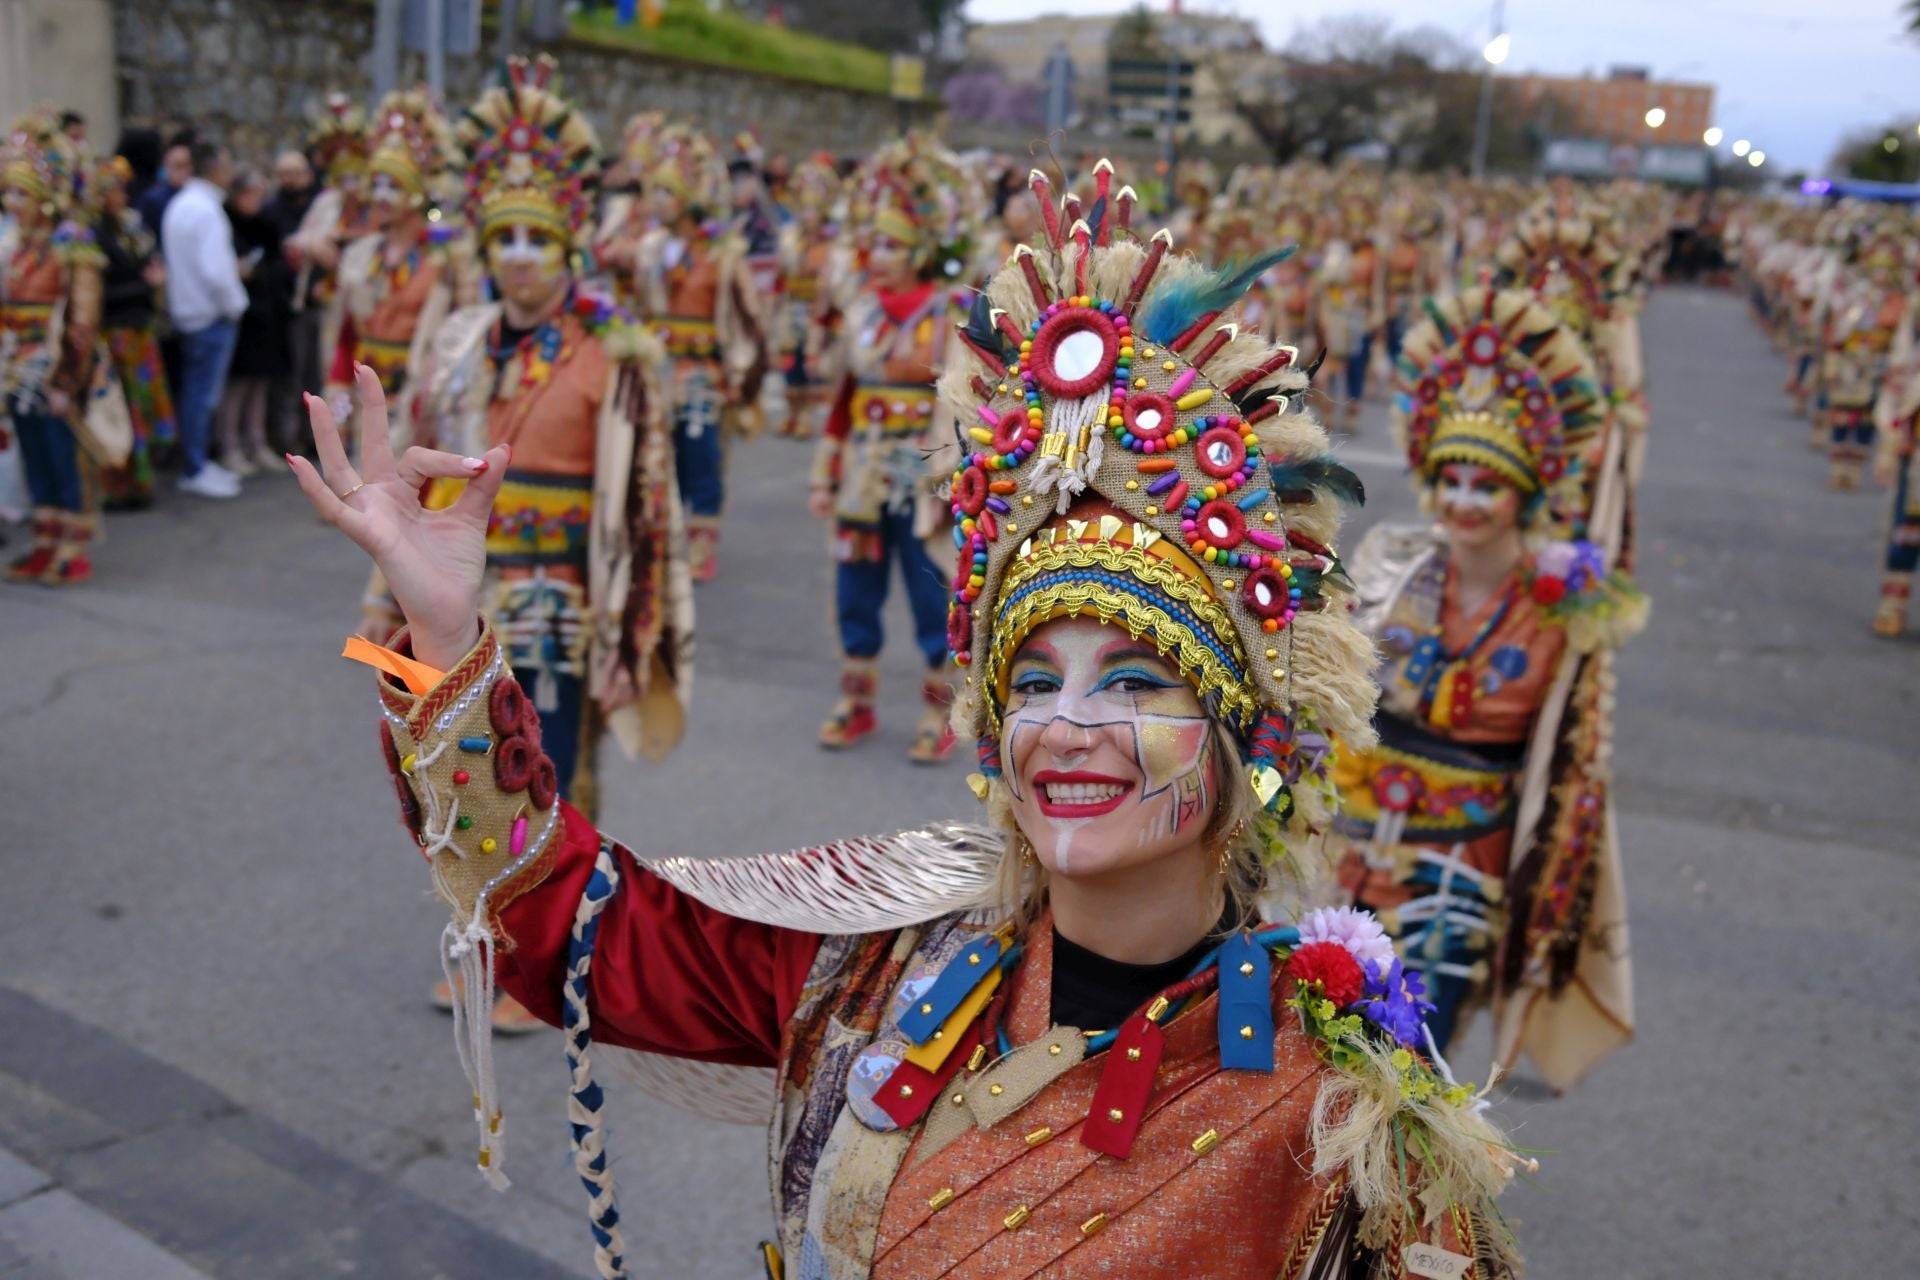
[1281,1177,1349,1280]
[984,539,1257,730]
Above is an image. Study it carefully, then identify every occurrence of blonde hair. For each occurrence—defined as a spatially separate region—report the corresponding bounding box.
[985,716,1268,936]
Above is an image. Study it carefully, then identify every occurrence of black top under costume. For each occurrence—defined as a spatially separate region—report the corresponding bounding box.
[1050,923,1221,1031]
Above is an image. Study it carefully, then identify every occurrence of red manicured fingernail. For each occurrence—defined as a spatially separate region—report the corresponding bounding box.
[283,453,296,468]
[465,457,488,473]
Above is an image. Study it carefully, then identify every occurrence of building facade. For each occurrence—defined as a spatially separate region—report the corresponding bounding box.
[1510,66,1714,148]
[964,11,1268,149]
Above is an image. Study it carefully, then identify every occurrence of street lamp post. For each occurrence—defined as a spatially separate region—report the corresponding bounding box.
[1470,0,1508,179]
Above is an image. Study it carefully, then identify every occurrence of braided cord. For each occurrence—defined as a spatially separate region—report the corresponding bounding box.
[564,841,627,1280]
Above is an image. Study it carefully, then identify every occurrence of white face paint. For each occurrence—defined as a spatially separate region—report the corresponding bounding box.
[369,173,402,208]
[1435,474,1498,511]
[487,223,569,312]
[1002,616,1218,881]
[493,224,545,264]
[1433,461,1523,548]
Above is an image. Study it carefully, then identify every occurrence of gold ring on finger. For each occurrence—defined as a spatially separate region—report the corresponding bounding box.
[337,482,366,501]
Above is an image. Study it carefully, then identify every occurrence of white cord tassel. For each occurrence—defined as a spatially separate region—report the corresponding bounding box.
[443,913,510,1190]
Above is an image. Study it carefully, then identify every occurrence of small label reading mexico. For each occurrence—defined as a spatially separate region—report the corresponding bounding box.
[1402,1242,1473,1279]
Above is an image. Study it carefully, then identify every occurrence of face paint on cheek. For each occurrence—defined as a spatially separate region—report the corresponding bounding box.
[1135,724,1215,846]
[1002,686,1133,875]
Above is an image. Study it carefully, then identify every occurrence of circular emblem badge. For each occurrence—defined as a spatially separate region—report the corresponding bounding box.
[845,1038,912,1132]
[1490,645,1529,680]
[889,963,942,1025]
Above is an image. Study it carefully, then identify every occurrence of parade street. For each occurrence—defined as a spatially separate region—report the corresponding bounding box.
[1,283,1913,1278]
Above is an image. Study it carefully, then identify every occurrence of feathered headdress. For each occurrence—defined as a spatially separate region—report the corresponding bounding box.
[308,91,370,184]
[1,110,82,217]
[618,110,666,177]
[786,152,840,217]
[1493,195,1627,340]
[1393,285,1602,529]
[366,86,457,203]
[939,159,1377,835]
[456,55,601,249]
[647,124,727,218]
[858,135,977,279]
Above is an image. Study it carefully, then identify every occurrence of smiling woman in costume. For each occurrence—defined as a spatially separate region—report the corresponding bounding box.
[1335,285,1647,1085]
[292,158,1525,1280]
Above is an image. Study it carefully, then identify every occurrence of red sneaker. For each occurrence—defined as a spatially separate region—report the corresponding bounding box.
[818,703,877,749]
[42,554,92,586]
[6,546,55,581]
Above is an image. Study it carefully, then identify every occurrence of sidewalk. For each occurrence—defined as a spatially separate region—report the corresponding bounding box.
[0,987,575,1280]
[1,1145,211,1280]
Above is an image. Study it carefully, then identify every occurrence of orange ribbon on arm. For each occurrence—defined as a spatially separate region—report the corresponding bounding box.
[341,634,446,696]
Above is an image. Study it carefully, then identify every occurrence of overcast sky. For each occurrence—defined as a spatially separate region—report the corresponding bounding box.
[962,0,1916,173]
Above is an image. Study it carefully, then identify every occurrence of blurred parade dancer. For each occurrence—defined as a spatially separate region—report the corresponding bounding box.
[808,143,969,761]
[3,111,121,585]
[1335,286,1646,1085]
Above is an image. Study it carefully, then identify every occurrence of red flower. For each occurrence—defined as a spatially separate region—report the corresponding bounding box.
[1284,941,1366,1008]
[1531,575,1568,606]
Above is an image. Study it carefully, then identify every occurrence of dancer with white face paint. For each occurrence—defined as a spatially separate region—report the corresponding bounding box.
[1336,284,1648,1085]
[318,87,475,528]
[314,57,691,1034]
[298,157,1527,1280]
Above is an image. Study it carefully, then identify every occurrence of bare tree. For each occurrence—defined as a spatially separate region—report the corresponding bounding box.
[1207,13,1546,171]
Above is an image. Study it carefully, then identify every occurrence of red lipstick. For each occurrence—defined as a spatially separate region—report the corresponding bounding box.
[1031,770,1134,819]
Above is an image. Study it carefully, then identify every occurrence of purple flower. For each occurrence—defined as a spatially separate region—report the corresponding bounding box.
[1568,540,1607,592]
[1359,958,1436,1049]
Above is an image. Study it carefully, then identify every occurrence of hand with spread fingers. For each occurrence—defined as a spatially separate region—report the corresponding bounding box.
[287,363,509,669]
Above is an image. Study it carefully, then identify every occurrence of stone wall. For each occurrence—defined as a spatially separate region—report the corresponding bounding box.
[1,0,118,143]
[110,0,933,163]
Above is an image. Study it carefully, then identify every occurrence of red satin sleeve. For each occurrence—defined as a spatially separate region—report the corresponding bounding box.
[493,802,825,1068]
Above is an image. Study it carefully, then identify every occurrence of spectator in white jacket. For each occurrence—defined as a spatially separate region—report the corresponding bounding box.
[161,141,249,498]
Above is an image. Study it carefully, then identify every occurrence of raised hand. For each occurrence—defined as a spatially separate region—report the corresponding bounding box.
[287,363,510,669]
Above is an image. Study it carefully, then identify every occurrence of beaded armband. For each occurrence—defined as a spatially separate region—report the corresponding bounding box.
[376,623,565,936]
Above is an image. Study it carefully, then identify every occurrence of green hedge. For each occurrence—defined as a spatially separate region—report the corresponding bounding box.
[570,5,896,97]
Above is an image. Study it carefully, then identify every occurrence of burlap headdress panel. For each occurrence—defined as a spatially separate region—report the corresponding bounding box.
[939,161,1377,813]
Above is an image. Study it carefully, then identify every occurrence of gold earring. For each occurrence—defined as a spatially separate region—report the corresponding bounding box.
[1217,820,1246,875]
[1018,836,1037,869]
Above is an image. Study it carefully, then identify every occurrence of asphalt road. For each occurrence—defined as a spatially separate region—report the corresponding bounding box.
[1,284,1914,1278]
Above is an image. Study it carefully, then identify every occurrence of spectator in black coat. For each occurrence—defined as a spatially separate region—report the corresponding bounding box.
[213,168,291,474]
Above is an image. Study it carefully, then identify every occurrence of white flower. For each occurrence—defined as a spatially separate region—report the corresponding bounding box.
[1296,906,1397,975]
[1534,540,1578,579]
